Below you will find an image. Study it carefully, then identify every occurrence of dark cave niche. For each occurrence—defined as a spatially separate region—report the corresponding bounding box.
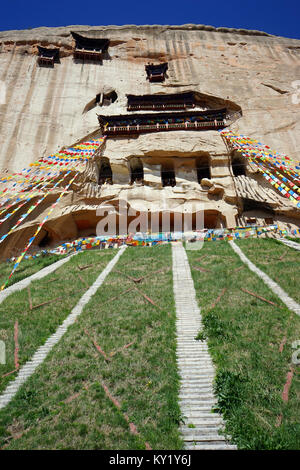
[242,198,275,214]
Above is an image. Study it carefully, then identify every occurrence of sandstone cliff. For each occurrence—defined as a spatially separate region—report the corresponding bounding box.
[0,24,299,257]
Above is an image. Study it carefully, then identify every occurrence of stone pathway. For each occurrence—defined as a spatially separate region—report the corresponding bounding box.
[0,246,126,410]
[172,242,236,450]
[230,241,300,317]
[278,238,300,252]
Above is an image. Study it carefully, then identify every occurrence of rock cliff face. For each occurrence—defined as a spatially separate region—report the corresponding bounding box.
[0,24,299,256]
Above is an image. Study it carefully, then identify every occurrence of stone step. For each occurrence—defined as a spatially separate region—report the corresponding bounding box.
[172,243,234,451]
[180,375,215,380]
[179,361,212,366]
[180,376,215,382]
[184,419,224,426]
[182,431,226,441]
[180,383,214,389]
[180,402,217,408]
[177,346,209,349]
[181,405,217,411]
[180,368,214,371]
[179,393,216,400]
[179,369,214,374]
[183,415,223,421]
[180,384,215,390]
[180,391,216,397]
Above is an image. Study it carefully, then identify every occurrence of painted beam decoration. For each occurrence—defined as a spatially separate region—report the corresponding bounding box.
[221,130,300,208]
[98,109,227,135]
[0,137,106,290]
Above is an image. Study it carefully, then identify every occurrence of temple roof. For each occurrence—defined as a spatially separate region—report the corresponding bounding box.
[127,92,195,104]
[71,32,109,52]
[145,62,168,75]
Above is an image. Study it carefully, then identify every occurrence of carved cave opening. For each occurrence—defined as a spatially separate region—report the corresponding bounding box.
[242,198,274,214]
[161,161,176,187]
[38,230,52,247]
[96,90,118,107]
[196,156,211,182]
[98,157,113,185]
[232,153,246,177]
[130,157,144,185]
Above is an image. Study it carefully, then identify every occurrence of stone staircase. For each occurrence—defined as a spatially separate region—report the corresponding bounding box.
[172,242,236,450]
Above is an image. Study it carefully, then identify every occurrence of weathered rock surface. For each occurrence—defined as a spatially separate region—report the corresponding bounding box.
[0,24,299,256]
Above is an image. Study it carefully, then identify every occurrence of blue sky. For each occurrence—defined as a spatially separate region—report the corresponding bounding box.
[1,0,300,39]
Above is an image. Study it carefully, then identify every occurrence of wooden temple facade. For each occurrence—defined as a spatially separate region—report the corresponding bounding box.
[37,46,60,67]
[98,108,227,136]
[71,32,109,61]
[145,63,168,82]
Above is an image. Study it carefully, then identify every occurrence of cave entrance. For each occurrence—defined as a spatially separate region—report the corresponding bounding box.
[96,90,118,107]
[98,157,113,185]
[38,230,51,247]
[130,157,144,185]
[161,161,176,187]
[232,152,246,177]
[196,156,211,182]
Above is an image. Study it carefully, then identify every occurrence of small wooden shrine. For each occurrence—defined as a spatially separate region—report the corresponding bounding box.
[37,46,60,67]
[72,32,109,61]
[145,63,168,82]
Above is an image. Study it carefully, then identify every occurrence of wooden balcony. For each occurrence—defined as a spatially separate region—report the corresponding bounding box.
[37,46,60,68]
[103,120,226,136]
[73,48,103,61]
[37,56,55,67]
[127,102,195,111]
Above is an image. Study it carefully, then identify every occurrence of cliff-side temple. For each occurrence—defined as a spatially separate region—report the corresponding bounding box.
[0,24,300,266]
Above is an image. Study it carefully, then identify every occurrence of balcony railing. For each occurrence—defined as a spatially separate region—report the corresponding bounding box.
[73,48,103,61]
[37,56,55,67]
[127,103,195,111]
[104,120,226,135]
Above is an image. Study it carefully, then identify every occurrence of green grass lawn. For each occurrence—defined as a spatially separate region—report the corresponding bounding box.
[287,237,300,244]
[236,238,300,303]
[1,239,299,450]
[0,254,68,289]
[186,240,300,450]
[0,250,116,394]
[0,245,182,450]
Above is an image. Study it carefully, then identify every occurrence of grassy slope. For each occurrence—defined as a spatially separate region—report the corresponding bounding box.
[0,250,115,393]
[236,238,300,303]
[186,240,300,450]
[287,237,300,244]
[0,245,182,450]
[0,254,68,289]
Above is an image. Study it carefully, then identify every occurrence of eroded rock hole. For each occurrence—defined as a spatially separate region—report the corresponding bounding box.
[130,157,144,185]
[161,161,176,187]
[196,156,211,182]
[232,153,246,177]
[98,157,113,185]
